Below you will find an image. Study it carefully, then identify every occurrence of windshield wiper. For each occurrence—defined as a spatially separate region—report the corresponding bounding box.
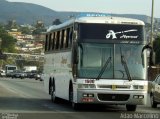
[120,48,132,81]
[96,56,112,80]
[79,44,83,66]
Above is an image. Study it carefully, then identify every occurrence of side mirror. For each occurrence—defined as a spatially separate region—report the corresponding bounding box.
[73,31,78,40]
[72,42,79,78]
[141,44,155,66]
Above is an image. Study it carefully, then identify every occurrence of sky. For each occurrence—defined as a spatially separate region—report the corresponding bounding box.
[7,0,160,18]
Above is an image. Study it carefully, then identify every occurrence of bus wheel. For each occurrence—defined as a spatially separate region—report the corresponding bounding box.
[72,102,80,110]
[150,94,157,108]
[69,85,79,110]
[50,82,58,103]
[126,104,137,111]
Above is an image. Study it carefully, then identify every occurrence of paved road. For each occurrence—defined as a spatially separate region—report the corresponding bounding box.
[0,78,160,119]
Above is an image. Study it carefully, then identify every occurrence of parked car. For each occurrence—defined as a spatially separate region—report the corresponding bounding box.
[150,74,160,108]
[26,70,38,79]
[0,69,6,77]
[35,73,44,81]
[11,70,27,79]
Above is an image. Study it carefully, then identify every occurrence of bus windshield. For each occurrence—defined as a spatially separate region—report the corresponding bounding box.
[79,23,144,43]
[78,43,147,80]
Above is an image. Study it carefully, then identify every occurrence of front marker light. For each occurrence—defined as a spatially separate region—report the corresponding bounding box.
[133,95,144,99]
[83,93,94,97]
[139,95,144,99]
[133,95,138,99]
[83,94,88,97]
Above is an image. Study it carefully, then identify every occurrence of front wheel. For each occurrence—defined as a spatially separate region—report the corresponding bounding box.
[72,102,80,110]
[126,104,137,111]
[150,94,157,108]
[69,85,80,110]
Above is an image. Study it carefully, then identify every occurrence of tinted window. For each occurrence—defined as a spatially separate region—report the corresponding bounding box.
[8,67,16,70]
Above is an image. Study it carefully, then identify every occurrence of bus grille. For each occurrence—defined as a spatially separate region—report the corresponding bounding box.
[98,94,130,101]
[98,85,131,89]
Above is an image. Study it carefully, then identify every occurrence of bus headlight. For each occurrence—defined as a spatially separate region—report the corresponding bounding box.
[78,84,96,89]
[133,95,144,99]
[133,85,144,90]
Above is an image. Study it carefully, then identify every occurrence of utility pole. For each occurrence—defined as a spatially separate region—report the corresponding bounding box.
[150,0,154,44]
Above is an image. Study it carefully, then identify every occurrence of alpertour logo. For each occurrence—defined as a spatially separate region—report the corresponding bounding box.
[106,29,138,39]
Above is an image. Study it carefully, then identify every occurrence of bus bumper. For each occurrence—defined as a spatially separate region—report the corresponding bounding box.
[76,89,147,105]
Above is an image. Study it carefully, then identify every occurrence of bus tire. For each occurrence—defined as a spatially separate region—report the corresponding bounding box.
[50,81,58,103]
[150,94,157,108]
[126,104,137,111]
[69,83,80,110]
[72,102,80,110]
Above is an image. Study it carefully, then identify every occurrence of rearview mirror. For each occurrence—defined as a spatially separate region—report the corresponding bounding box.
[141,44,155,66]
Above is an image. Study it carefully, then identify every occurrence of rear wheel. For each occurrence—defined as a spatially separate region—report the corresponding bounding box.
[126,104,137,111]
[150,94,157,108]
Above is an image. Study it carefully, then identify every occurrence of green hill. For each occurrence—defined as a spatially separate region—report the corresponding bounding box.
[0,0,159,26]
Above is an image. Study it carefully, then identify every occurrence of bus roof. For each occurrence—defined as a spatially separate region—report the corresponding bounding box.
[5,65,17,67]
[47,16,145,32]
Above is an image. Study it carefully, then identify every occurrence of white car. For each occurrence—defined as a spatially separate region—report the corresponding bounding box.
[0,70,6,77]
[35,73,44,81]
[150,74,160,108]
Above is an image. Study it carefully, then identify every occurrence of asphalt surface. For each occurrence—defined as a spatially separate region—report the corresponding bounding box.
[0,77,160,119]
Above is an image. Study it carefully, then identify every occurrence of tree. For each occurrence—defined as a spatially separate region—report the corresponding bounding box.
[153,35,160,64]
[19,26,32,34]
[0,49,7,60]
[52,19,62,25]
[32,20,46,35]
[0,25,17,53]
[5,20,19,30]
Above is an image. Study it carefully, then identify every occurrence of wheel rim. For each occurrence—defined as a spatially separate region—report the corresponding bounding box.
[70,89,77,109]
[150,95,153,106]
[51,86,55,102]
[69,86,73,102]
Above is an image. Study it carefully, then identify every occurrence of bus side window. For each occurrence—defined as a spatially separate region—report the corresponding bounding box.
[56,31,60,50]
[47,34,50,51]
[52,32,55,50]
[54,32,57,50]
[48,33,52,51]
[63,30,67,49]
[49,33,53,51]
[45,34,48,51]
[60,30,64,49]
[59,31,62,49]
[69,27,73,48]
[65,28,70,48]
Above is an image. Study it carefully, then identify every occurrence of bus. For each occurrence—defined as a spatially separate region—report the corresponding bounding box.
[43,14,151,111]
[5,65,17,77]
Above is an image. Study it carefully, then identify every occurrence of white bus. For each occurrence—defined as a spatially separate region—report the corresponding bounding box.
[43,14,151,111]
[5,65,17,76]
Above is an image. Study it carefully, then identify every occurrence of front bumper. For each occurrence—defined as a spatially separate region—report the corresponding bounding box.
[77,89,147,105]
